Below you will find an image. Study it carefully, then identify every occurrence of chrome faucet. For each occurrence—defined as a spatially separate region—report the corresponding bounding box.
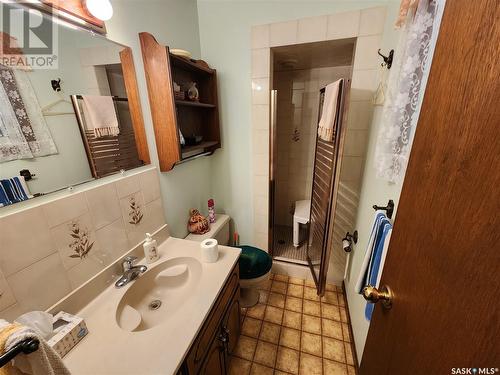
[115,256,147,288]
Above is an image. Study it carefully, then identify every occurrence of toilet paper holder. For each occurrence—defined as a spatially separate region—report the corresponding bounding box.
[342,231,358,253]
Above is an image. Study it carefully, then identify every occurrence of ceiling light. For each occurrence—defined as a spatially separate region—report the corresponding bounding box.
[85,0,113,21]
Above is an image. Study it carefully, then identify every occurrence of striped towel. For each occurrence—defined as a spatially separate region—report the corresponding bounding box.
[0,177,32,206]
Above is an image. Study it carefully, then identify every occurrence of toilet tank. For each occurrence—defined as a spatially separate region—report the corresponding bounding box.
[185,214,230,245]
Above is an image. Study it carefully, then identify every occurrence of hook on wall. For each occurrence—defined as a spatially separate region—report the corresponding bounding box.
[373,199,395,219]
[51,78,62,92]
[377,49,394,69]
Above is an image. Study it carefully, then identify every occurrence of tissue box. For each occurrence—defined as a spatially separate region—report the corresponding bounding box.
[47,312,88,358]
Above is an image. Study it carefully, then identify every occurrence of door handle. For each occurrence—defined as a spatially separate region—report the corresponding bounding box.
[362,285,393,309]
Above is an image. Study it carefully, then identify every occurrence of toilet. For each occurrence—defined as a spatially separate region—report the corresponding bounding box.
[186,214,272,307]
[293,200,311,247]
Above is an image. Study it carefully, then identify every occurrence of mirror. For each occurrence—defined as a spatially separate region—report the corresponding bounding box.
[0,3,149,208]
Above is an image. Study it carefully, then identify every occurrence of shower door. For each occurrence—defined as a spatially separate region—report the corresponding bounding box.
[307,80,348,295]
[268,89,278,253]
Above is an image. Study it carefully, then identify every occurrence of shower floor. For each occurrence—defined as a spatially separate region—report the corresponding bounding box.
[273,225,309,265]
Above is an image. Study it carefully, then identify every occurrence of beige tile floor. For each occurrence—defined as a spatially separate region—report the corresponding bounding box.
[230,274,357,375]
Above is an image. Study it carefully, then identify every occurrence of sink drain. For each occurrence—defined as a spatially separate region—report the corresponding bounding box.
[149,300,162,310]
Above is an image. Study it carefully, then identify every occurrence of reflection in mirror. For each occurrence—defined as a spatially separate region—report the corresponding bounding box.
[0,3,147,207]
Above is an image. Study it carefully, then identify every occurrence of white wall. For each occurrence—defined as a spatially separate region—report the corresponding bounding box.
[106,0,213,238]
[197,1,389,244]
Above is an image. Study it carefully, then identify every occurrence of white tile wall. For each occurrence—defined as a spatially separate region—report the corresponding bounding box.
[270,20,298,47]
[359,7,387,36]
[327,11,360,40]
[252,48,271,78]
[298,16,328,44]
[0,167,166,318]
[251,24,270,49]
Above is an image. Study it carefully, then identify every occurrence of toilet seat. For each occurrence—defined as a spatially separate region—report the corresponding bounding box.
[238,245,272,307]
[293,200,311,247]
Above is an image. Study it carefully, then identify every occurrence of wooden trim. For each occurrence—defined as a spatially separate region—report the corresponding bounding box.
[120,47,151,165]
[139,32,180,171]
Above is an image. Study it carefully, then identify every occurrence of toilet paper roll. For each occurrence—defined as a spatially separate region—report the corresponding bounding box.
[201,238,219,263]
[342,239,351,252]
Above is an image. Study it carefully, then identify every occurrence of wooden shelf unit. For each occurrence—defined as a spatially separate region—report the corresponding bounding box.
[139,32,221,171]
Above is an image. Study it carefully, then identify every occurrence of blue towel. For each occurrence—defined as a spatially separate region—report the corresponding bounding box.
[364,220,392,320]
[0,177,30,205]
[0,183,10,206]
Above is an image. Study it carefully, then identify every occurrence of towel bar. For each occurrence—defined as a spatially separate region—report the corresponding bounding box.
[0,338,39,368]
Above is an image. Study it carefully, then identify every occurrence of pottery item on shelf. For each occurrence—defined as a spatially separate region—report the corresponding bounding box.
[187,208,210,234]
[187,82,199,101]
[170,48,192,59]
[184,135,203,146]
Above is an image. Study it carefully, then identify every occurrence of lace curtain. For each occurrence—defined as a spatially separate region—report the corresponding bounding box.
[374,0,438,183]
[0,66,57,162]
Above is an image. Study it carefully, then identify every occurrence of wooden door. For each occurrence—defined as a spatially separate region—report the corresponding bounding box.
[361,0,500,373]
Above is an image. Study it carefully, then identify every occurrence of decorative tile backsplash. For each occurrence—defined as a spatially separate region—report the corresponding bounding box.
[0,166,166,320]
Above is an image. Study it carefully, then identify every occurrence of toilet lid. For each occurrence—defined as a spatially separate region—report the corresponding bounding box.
[239,245,272,280]
[294,200,311,222]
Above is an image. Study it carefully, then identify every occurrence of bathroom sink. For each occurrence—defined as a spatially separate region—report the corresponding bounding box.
[115,257,202,332]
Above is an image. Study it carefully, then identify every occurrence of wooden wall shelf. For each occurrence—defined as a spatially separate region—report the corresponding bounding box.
[139,32,221,171]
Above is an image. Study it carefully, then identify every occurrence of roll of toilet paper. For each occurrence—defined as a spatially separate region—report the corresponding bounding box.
[201,238,219,263]
[342,239,351,252]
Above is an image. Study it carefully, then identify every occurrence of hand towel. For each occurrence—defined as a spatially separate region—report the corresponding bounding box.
[364,222,392,320]
[81,95,119,138]
[355,210,393,321]
[0,320,70,375]
[318,79,342,142]
[0,183,10,206]
[355,210,386,293]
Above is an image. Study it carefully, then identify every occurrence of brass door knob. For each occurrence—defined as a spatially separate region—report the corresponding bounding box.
[362,285,393,309]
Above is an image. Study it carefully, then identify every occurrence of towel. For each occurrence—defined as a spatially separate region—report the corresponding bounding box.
[355,211,393,321]
[0,178,31,206]
[318,79,343,142]
[81,95,119,138]
[0,320,70,375]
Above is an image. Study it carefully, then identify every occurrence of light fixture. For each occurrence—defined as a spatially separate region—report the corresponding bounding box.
[85,0,113,21]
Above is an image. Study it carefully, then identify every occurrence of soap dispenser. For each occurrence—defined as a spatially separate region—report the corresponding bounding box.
[143,233,159,263]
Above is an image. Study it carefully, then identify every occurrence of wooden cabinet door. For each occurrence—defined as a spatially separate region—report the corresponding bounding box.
[222,291,241,357]
[198,335,225,375]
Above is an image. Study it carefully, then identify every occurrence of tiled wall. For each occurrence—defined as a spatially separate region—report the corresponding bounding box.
[251,7,386,262]
[273,66,352,227]
[0,167,165,320]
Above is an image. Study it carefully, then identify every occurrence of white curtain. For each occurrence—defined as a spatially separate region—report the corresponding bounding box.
[374,0,438,183]
[0,68,57,162]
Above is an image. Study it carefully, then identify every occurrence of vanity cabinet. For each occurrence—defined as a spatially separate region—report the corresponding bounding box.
[179,262,241,375]
[139,32,221,172]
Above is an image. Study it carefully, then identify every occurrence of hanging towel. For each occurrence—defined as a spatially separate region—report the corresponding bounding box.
[318,79,342,142]
[0,320,71,375]
[355,210,393,321]
[81,95,119,138]
[0,177,31,205]
[0,183,10,206]
[364,222,392,320]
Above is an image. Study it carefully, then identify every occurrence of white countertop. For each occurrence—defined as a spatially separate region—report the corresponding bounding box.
[63,237,241,375]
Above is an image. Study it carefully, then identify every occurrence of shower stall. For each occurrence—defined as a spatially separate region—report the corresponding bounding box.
[269,39,356,290]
